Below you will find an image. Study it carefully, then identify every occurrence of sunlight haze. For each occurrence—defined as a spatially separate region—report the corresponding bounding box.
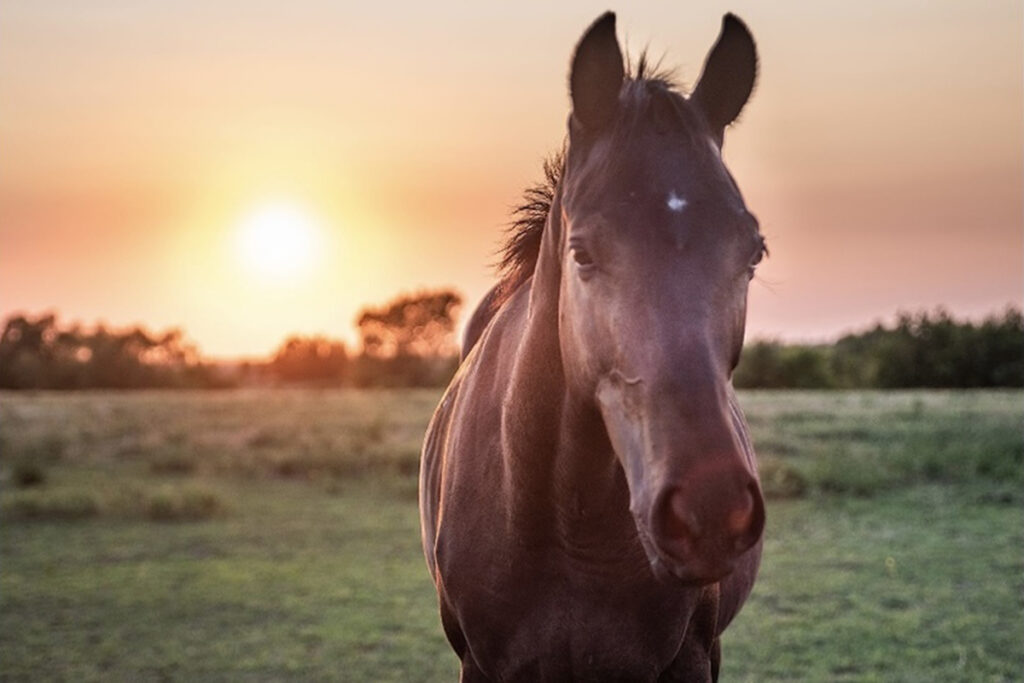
[1,1,1020,357]
[233,201,325,281]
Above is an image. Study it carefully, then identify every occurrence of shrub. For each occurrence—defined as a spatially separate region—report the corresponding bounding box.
[247,428,291,449]
[148,450,198,475]
[758,456,808,499]
[11,459,47,488]
[145,486,223,522]
[383,447,421,478]
[2,434,66,466]
[2,490,99,521]
[810,456,890,498]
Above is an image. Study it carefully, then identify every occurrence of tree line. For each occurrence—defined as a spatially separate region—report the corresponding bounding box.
[1,299,1020,390]
[733,307,1023,389]
[0,313,223,389]
[266,289,461,388]
[0,289,462,390]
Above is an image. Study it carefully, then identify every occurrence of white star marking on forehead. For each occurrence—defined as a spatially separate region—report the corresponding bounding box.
[666,191,688,213]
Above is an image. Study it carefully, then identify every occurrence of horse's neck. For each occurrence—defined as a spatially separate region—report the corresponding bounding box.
[498,203,631,552]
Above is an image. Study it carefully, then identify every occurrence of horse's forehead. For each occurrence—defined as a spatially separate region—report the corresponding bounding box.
[569,134,743,221]
[624,133,728,192]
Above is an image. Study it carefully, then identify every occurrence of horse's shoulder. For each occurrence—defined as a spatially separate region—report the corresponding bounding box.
[461,285,501,360]
[420,377,460,572]
[426,284,532,578]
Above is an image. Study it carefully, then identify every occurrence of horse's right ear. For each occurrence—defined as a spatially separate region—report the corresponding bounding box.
[691,14,757,145]
[569,12,624,133]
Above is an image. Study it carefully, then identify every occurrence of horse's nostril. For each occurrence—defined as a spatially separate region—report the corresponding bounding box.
[732,482,765,552]
[727,487,755,536]
[663,489,701,542]
[657,480,764,557]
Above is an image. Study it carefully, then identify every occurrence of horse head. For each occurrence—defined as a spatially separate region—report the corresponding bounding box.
[556,13,766,584]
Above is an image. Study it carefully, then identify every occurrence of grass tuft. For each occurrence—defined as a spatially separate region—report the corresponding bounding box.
[144,485,224,522]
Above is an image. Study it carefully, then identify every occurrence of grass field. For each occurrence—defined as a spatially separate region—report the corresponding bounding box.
[1,389,1021,681]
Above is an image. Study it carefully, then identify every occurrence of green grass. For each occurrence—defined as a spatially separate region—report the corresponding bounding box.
[1,478,452,682]
[743,391,1022,499]
[1,389,1021,681]
[723,486,1022,682]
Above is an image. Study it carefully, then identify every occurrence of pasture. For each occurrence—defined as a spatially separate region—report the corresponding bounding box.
[1,389,1021,681]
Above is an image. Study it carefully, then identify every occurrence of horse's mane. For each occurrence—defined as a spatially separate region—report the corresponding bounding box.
[494,150,563,305]
[493,54,681,309]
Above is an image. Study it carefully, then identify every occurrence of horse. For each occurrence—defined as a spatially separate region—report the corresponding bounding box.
[421,12,767,681]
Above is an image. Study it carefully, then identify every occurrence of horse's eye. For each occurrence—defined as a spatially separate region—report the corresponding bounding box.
[571,244,596,271]
[751,237,768,266]
[748,237,768,278]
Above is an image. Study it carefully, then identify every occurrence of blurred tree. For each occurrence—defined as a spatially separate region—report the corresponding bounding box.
[734,307,1023,389]
[356,290,462,359]
[353,290,462,387]
[977,308,1024,386]
[733,341,833,389]
[269,335,348,385]
[0,313,218,389]
[0,314,59,388]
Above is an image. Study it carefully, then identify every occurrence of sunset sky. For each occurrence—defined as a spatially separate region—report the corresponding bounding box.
[1,1,1021,358]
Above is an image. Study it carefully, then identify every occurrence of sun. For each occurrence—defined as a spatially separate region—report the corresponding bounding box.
[233,201,323,280]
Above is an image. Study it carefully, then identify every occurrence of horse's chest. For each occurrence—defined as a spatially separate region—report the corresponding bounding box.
[500,606,670,680]
[439,557,695,681]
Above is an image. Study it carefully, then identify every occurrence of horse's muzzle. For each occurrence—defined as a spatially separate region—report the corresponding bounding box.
[649,467,764,585]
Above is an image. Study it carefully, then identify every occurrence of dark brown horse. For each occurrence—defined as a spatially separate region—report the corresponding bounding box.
[421,12,767,681]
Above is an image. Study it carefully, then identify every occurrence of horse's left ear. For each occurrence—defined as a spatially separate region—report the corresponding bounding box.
[691,14,757,145]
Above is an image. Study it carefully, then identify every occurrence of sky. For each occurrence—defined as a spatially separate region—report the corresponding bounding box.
[1,1,1021,358]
